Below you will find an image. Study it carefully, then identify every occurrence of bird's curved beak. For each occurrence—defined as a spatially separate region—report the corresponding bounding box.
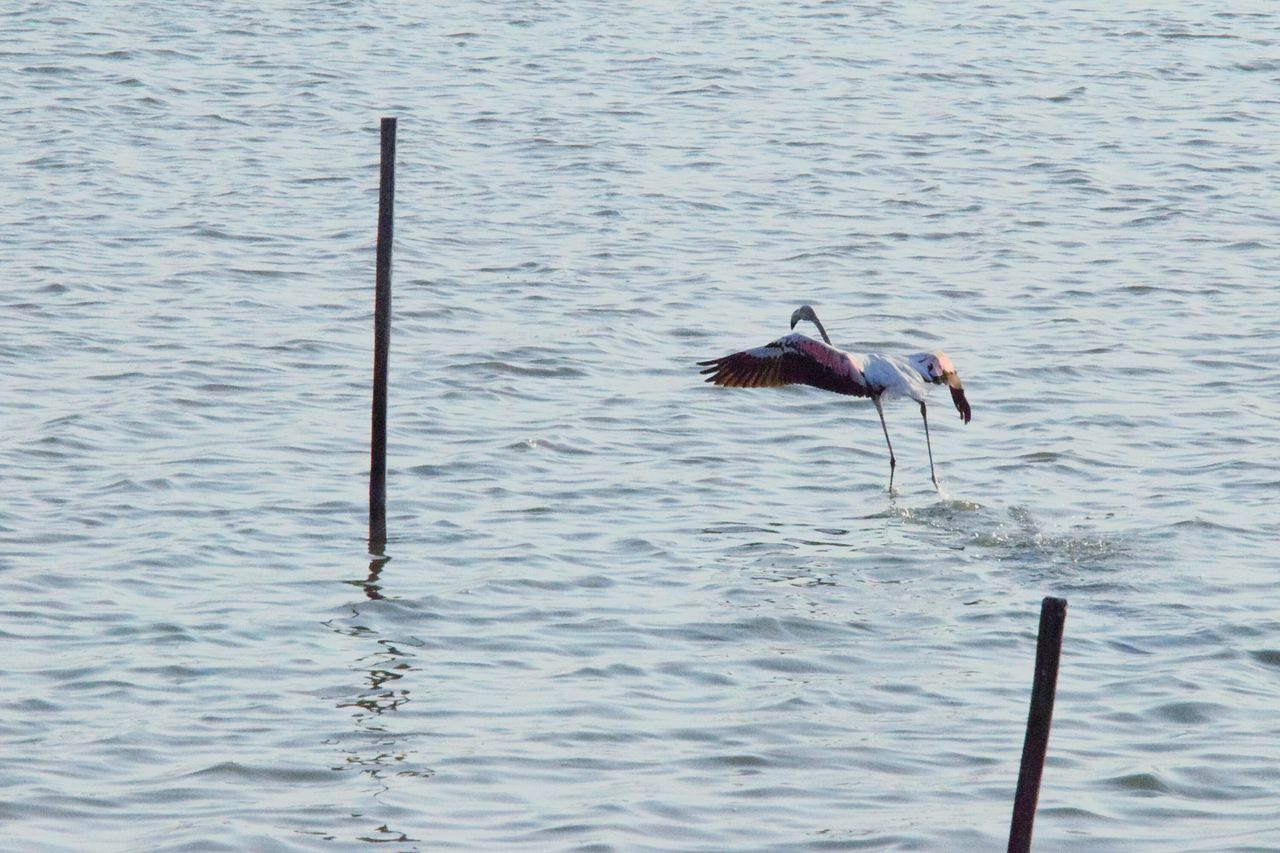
[945,372,972,424]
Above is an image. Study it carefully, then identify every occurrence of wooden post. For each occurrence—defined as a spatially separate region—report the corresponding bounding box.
[369,116,395,552]
[1008,596,1067,853]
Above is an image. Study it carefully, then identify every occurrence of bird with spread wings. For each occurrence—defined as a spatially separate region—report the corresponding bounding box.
[698,305,971,491]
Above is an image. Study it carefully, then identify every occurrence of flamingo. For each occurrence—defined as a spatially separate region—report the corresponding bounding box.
[697,305,971,491]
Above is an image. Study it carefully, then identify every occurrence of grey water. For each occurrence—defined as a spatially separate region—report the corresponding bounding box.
[2,2,1279,850]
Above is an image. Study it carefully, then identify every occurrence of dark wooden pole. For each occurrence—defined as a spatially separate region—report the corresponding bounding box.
[369,116,395,552]
[1008,596,1068,853]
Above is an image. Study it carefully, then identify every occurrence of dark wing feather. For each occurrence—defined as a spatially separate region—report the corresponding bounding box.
[698,333,869,397]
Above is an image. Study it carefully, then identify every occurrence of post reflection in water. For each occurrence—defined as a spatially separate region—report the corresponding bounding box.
[327,554,433,847]
[360,552,389,601]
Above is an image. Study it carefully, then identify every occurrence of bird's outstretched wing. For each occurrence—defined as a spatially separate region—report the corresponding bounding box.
[698,332,870,397]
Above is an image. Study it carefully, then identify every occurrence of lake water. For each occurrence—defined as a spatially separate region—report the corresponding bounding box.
[3,2,1279,850]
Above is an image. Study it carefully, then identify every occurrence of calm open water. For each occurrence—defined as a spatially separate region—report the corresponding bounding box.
[3,2,1279,850]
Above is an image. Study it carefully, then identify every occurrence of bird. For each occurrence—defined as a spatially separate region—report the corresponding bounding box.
[697,305,971,491]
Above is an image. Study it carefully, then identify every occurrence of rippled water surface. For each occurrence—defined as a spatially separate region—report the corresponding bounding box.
[3,2,1280,850]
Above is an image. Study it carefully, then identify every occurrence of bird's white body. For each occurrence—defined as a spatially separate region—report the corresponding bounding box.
[860,352,932,403]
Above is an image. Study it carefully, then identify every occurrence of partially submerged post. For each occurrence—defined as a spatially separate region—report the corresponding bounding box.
[1008,596,1068,853]
[369,116,396,553]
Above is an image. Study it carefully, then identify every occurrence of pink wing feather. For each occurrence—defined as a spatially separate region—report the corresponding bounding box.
[698,333,870,397]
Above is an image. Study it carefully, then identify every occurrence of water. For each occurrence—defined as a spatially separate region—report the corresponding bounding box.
[3,2,1279,850]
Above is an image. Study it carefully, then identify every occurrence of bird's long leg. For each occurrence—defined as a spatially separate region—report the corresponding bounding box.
[920,401,938,489]
[873,395,895,492]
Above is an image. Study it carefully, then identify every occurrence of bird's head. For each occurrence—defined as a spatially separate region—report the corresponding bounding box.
[910,351,971,423]
[910,351,955,385]
[789,304,831,345]
[789,304,819,330]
